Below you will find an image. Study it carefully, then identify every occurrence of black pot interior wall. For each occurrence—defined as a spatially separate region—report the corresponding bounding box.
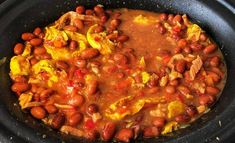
[0,0,235,143]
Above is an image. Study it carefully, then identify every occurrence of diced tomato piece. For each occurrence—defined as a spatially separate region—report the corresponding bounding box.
[162,55,171,65]
[84,118,96,130]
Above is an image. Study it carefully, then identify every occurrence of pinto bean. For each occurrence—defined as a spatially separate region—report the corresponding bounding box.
[200,33,208,41]
[210,56,220,67]
[183,47,192,54]
[34,47,46,55]
[186,105,198,117]
[86,80,98,95]
[159,13,168,21]
[64,25,78,32]
[176,60,186,73]
[94,25,105,33]
[68,112,83,126]
[13,76,27,83]
[45,104,58,114]
[107,33,118,41]
[30,84,38,93]
[152,117,166,128]
[169,79,179,86]
[94,5,105,16]
[74,18,84,30]
[211,67,224,77]
[147,87,159,94]
[11,82,29,93]
[143,126,160,138]
[30,38,43,46]
[178,39,187,48]
[207,71,221,83]
[42,53,52,59]
[159,26,166,34]
[76,6,85,14]
[110,19,121,29]
[113,12,122,19]
[51,113,65,129]
[167,14,174,23]
[199,95,216,106]
[203,44,217,54]
[100,15,109,24]
[14,43,24,55]
[68,95,84,107]
[21,33,35,41]
[113,53,128,65]
[206,86,220,95]
[53,40,67,48]
[80,48,99,59]
[175,114,190,123]
[165,85,176,94]
[30,58,38,65]
[117,35,129,43]
[172,14,182,25]
[88,103,99,114]
[174,46,182,54]
[38,33,45,39]
[190,43,203,51]
[33,27,42,36]
[102,122,116,141]
[30,106,46,119]
[40,89,53,100]
[69,40,78,51]
[85,9,94,15]
[115,128,133,142]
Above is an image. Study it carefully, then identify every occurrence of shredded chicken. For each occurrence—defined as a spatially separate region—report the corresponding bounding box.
[189,55,203,80]
[182,14,191,26]
[61,126,84,137]
[55,11,100,29]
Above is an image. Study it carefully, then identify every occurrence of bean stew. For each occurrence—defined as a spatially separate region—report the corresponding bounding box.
[9,5,226,142]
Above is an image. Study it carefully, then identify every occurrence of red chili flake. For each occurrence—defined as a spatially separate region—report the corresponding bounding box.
[84,118,95,130]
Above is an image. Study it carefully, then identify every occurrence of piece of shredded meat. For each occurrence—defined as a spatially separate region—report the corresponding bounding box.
[189,55,203,80]
[55,11,100,29]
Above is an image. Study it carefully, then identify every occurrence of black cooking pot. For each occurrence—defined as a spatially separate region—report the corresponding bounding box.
[0,0,235,142]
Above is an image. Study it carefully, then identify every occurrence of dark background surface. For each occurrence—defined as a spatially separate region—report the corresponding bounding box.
[0,0,235,143]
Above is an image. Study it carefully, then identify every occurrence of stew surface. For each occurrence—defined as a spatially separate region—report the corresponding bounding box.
[9,5,226,142]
